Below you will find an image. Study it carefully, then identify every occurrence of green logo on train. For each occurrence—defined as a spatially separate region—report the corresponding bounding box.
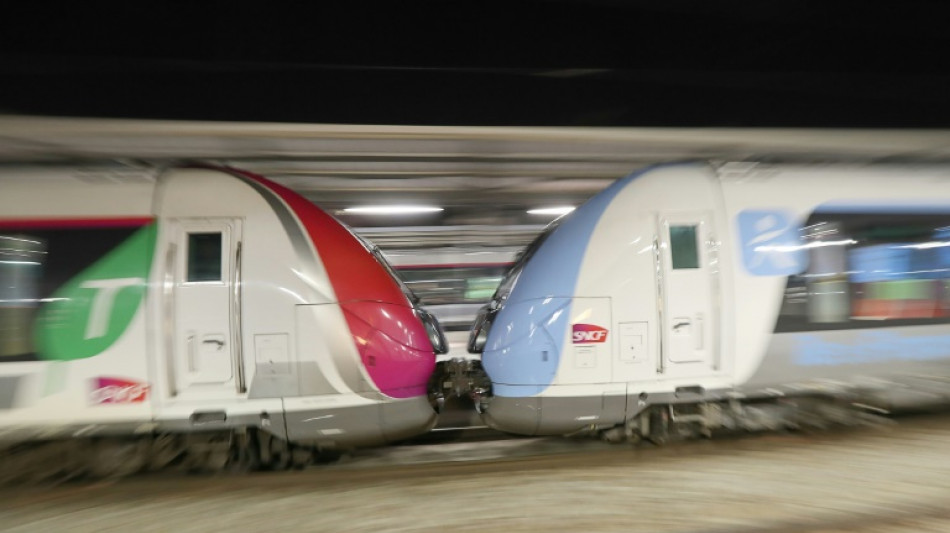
[35,224,157,361]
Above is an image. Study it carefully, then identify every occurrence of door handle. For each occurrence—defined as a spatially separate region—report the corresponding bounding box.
[203,339,225,349]
[695,313,704,350]
[188,333,196,371]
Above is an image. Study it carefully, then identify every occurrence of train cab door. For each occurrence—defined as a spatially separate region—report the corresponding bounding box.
[168,218,246,399]
[657,212,720,377]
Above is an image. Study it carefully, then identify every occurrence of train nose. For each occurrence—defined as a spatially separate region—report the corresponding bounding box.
[478,395,542,436]
[381,395,439,441]
[341,301,437,399]
[480,391,612,436]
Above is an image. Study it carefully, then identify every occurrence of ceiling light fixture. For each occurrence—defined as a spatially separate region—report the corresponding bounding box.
[527,206,575,215]
[343,206,444,215]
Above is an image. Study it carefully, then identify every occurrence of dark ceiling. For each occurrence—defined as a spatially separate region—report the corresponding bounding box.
[2,1,949,127]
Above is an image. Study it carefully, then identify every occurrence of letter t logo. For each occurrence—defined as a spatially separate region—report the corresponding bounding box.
[81,278,144,339]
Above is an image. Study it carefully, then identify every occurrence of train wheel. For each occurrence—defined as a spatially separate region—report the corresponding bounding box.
[88,438,148,480]
[646,407,670,446]
[228,430,261,474]
[148,433,185,471]
[204,435,232,473]
[291,447,313,470]
[179,433,231,474]
[600,426,627,444]
[258,431,292,471]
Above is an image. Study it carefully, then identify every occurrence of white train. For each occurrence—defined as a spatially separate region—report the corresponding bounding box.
[0,163,446,480]
[469,161,950,442]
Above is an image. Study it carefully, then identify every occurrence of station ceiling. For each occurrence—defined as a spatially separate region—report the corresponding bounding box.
[4,115,950,249]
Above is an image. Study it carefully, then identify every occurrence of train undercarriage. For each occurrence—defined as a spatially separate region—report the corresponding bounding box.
[5,371,948,486]
[459,363,950,447]
[0,428,343,485]
[427,357,492,414]
[596,395,896,446]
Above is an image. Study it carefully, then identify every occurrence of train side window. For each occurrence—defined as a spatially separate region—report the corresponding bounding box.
[670,225,699,269]
[776,211,950,332]
[187,232,222,282]
[0,233,46,359]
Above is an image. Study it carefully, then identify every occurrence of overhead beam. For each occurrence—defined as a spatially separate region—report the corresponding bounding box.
[3,115,950,163]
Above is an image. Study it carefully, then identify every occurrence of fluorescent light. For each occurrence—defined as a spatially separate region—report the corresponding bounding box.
[343,206,444,215]
[527,206,575,216]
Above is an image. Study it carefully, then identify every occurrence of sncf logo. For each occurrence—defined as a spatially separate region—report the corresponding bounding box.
[90,377,150,405]
[572,324,608,344]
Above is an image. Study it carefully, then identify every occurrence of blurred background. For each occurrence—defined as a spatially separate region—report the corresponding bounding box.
[3,1,950,351]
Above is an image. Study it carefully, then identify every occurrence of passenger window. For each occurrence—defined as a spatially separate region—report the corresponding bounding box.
[670,225,699,269]
[0,233,46,359]
[187,232,222,282]
[776,210,950,332]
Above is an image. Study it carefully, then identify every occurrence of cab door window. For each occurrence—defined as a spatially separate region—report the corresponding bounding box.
[187,232,223,282]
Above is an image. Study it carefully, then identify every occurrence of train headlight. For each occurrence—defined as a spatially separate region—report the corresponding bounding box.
[468,304,496,354]
[415,308,448,355]
[469,327,489,354]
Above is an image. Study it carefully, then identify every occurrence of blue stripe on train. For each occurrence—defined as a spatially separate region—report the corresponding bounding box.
[482,163,684,397]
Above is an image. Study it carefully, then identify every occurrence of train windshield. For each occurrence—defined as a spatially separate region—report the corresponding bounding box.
[492,217,564,303]
[373,246,421,304]
[342,224,421,305]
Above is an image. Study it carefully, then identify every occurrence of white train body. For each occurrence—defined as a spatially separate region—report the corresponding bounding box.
[472,162,950,436]
[0,164,442,457]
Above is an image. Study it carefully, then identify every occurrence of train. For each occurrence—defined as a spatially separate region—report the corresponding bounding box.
[0,163,447,481]
[469,161,950,443]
